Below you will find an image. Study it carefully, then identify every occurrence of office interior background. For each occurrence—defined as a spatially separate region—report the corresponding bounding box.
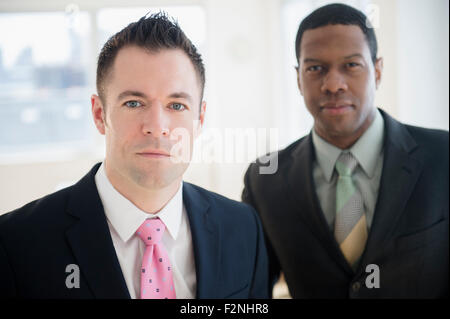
[0,0,448,215]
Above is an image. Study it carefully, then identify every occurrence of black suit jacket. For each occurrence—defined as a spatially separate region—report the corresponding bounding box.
[0,163,269,299]
[243,109,448,298]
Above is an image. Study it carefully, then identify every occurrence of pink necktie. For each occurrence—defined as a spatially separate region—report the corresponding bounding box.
[136,218,176,299]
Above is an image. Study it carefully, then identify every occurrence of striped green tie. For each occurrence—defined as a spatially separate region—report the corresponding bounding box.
[334,152,368,267]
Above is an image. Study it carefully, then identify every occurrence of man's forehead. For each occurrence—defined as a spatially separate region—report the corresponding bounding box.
[113,46,191,72]
[300,24,369,57]
[108,47,201,95]
[116,46,199,79]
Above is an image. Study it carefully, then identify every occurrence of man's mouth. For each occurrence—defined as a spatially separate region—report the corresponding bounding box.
[137,149,171,158]
[320,102,354,115]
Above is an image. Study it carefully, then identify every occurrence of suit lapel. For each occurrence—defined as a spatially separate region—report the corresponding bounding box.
[284,136,354,275]
[361,110,424,264]
[182,183,222,299]
[65,163,130,299]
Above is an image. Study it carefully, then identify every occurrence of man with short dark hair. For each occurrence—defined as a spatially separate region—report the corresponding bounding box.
[243,3,448,298]
[0,12,269,299]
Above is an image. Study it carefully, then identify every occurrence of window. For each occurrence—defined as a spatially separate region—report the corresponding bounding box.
[0,12,92,154]
[0,5,206,160]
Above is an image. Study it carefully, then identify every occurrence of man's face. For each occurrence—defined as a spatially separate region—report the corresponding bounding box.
[297,24,382,144]
[92,46,205,190]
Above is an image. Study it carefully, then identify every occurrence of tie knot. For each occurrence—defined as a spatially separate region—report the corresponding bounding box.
[335,152,358,177]
[136,218,165,246]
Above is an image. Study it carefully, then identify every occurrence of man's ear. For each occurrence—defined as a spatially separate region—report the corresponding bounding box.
[199,101,206,126]
[91,94,106,135]
[194,101,206,139]
[374,57,383,89]
[296,66,304,96]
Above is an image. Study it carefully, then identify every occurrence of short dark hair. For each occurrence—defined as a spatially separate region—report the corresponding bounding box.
[295,3,378,64]
[96,11,205,105]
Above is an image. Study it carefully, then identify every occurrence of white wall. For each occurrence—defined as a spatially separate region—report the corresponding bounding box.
[396,0,449,130]
[0,0,449,214]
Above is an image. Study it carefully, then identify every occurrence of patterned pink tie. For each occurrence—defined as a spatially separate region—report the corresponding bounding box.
[136,218,176,299]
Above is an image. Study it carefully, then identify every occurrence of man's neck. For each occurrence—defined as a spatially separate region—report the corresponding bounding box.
[103,163,181,214]
[318,132,362,150]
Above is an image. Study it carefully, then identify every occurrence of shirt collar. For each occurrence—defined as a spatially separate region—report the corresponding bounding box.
[350,109,384,178]
[312,129,342,183]
[312,109,384,182]
[95,162,183,242]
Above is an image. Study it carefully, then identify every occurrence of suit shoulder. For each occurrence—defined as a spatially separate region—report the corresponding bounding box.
[405,125,449,156]
[258,136,306,164]
[245,135,308,179]
[406,124,448,144]
[0,186,72,235]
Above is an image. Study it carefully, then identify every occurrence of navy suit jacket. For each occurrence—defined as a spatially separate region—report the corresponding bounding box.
[0,163,269,299]
[243,109,448,298]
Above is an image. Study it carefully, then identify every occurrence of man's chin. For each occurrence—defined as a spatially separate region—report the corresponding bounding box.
[318,120,356,137]
[128,164,187,190]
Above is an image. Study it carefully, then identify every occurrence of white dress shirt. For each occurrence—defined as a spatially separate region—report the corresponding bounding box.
[95,163,196,299]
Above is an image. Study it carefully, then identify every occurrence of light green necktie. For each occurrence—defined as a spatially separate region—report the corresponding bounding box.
[334,152,368,267]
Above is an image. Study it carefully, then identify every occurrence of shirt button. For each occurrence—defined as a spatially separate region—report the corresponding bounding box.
[352,281,361,292]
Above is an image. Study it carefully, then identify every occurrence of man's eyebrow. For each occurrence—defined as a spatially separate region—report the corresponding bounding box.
[344,53,364,59]
[116,90,194,103]
[117,90,148,101]
[303,58,323,64]
[303,54,364,64]
[169,91,193,103]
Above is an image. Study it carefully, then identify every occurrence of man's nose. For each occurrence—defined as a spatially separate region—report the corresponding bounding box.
[321,69,348,94]
[142,104,170,138]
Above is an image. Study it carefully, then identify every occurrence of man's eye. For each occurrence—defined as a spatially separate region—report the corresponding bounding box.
[306,65,323,72]
[124,101,142,108]
[346,62,360,68]
[170,103,186,111]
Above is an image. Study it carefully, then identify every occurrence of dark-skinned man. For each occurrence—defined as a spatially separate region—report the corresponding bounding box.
[243,3,448,299]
